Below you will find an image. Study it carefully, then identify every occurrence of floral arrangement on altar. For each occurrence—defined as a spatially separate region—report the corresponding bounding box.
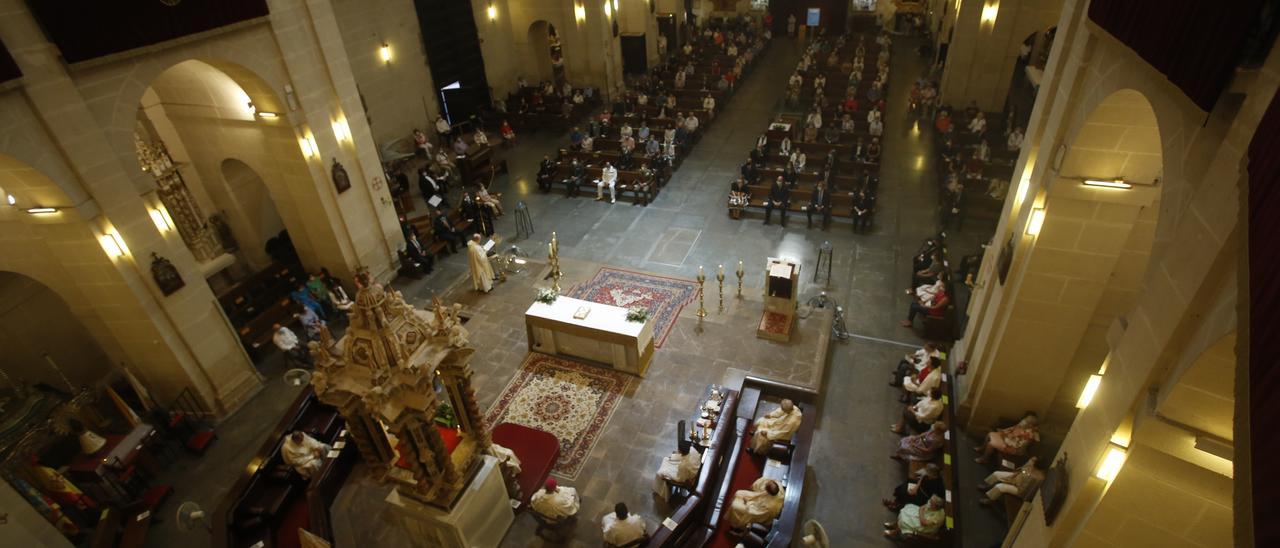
[625,306,649,323]
[535,287,559,304]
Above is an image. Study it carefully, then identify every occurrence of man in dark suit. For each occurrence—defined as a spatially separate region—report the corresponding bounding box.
[764,176,790,227]
[807,180,832,229]
[536,155,556,192]
[740,158,758,185]
[432,208,463,253]
[749,145,766,168]
[418,168,447,208]
[853,190,875,233]
[564,158,585,197]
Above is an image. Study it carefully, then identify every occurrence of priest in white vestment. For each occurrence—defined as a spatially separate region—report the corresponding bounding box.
[653,441,702,501]
[466,234,495,293]
[530,478,579,520]
[750,399,803,453]
[601,503,647,545]
[282,431,331,479]
[727,478,785,528]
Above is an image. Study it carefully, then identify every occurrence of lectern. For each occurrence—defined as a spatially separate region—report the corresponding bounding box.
[757,257,799,342]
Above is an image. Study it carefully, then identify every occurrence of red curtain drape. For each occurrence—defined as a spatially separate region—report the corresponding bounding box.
[1248,89,1280,547]
[1088,0,1263,111]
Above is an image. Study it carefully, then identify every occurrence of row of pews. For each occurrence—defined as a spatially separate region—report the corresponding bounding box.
[216,261,306,360]
[651,376,816,547]
[212,389,358,548]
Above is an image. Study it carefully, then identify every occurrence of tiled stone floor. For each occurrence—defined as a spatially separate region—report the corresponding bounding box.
[145,32,1013,548]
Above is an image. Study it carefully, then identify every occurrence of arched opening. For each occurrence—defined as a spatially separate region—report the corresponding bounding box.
[1038,89,1163,430]
[0,271,112,391]
[218,158,287,271]
[526,20,560,84]
[135,59,319,362]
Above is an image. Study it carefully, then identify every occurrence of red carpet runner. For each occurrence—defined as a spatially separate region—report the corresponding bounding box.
[708,445,766,548]
[492,422,560,509]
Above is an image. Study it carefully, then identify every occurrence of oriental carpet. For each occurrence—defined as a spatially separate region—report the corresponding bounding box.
[485,352,632,479]
[566,266,699,348]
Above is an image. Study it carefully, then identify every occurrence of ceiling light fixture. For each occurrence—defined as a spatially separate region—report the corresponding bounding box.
[1083,178,1132,189]
[1094,444,1127,481]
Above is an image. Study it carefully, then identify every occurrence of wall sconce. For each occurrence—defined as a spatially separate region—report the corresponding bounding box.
[1076,374,1102,408]
[5,193,14,205]
[1094,443,1127,481]
[25,206,58,215]
[149,205,175,233]
[99,230,129,259]
[575,2,586,22]
[1083,178,1131,189]
[256,111,278,119]
[981,2,999,25]
[379,42,392,64]
[298,131,319,158]
[487,3,497,20]
[613,0,619,13]
[1026,207,1045,235]
[604,0,611,17]
[332,117,352,142]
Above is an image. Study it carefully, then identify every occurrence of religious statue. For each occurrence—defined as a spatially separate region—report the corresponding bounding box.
[149,252,185,296]
[331,158,351,193]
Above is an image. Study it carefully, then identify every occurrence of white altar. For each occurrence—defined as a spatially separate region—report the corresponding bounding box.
[524,296,655,375]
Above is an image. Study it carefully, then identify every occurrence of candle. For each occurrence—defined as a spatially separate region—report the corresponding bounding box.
[737,260,744,275]
[698,265,704,277]
[718,264,724,276]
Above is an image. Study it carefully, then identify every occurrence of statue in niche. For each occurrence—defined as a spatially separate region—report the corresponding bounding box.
[150,253,185,296]
[331,158,351,194]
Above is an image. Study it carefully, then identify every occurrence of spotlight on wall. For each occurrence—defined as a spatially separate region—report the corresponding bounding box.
[25,206,58,215]
[332,117,352,142]
[380,42,392,64]
[298,132,319,158]
[149,205,175,233]
[981,2,999,25]
[1076,374,1103,408]
[575,2,587,22]
[1094,443,1127,482]
[1083,178,1132,189]
[99,230,129,259]
[1026,207,1046,235]
[487,3,497,20]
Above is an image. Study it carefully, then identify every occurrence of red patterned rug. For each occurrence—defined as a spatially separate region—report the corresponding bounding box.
[566,266,699,348]
[486,353,632,479]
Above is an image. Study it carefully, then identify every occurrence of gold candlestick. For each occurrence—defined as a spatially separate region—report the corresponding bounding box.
[735,260,745,297]
[696,266,707,318]
[716,265,725,312]
[548,232,562,293]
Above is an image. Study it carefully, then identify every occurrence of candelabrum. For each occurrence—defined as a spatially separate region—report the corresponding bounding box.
[716,265,725,312]
[696,267,708,318]
[548,232,562,293]
[735,260,745,298]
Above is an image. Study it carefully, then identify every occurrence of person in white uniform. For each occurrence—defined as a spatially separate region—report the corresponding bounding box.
[653,440,702,501]
[466,234,495,293]
[530,478,580,520]
[727,478,785,528]
[281,431,331,479]
[597,161,618,203]
[601,502,647,546]
[750,399,803,453]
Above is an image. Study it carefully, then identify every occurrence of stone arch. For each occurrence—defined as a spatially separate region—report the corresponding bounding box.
[132,58,321,272]
[527,20,555,83]
[0,271,114,390]
[217,158,287,270]
[0,153,215,407]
